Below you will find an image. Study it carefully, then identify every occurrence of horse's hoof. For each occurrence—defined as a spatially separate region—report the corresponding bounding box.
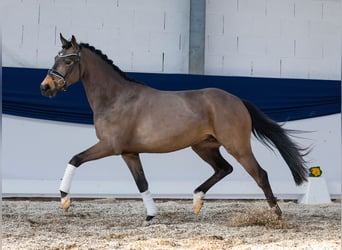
[61,196,71,211]
[141,215,156,226]
[272,204,282,218]
[193,191,205,214]
[146,215,155,221]
[193,200,204,214]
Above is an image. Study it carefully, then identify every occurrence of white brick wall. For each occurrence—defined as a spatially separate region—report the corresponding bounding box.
[2,0,190,73]
[205,0,342,80]
[2,0,341,79]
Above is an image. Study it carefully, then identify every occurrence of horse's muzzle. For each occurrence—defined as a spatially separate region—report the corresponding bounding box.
[40,83,57,97]
[40,75,57,97]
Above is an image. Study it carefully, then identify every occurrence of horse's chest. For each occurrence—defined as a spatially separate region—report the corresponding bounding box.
[93,115,127,140]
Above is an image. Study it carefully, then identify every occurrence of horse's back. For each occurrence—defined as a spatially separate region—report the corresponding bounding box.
[149,87,251,133]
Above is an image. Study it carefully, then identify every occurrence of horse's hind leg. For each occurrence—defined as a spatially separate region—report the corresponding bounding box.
[191,140,233,214]
[230,148,282,217]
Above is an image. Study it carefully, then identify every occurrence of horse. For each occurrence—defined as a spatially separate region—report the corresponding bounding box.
[40,34,308,221]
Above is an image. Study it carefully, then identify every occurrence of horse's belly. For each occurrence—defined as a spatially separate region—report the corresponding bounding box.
[128,126,210,153]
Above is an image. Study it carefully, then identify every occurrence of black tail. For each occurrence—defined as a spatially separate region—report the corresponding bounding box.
[242,100,309,185]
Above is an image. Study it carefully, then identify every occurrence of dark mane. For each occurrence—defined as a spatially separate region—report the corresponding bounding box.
[80,43,138,83]
[63,41,138,83]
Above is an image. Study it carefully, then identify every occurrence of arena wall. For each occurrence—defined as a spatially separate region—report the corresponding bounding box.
[2,114,341,199]
[3,0,341,77]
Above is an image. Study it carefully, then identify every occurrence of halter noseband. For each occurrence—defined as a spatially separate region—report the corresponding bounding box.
[48,50,81,91]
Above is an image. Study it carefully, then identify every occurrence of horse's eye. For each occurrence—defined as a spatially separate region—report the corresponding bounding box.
[65,59,72,65]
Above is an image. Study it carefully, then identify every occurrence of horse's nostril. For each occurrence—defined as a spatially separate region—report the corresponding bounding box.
[41,84,50,92]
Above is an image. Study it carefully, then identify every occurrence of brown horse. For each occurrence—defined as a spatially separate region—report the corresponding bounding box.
[40,34,308,221]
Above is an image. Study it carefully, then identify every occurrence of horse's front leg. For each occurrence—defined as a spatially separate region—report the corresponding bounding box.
[59,140,114,211]
[121,153,158,221]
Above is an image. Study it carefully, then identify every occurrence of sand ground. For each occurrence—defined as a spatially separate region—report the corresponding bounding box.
[2,198,341,249]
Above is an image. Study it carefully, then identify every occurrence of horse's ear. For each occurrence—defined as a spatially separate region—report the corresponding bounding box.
[71,35,79,50]
[60,33,68,47]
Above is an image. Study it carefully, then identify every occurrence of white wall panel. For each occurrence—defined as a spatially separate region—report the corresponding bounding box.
[206,0,237,13]
[163,51,189,73]
[323,1,342,23]
[281,58,310,79]
[205,0,342,80]
[39,1,73,27]
[205,13,224,36]
[2,22,22,49]
[3,114,340,199]
[132,51,162,72]
[238,36,266,56]
[223,15,254,36]
[323,39,342,59]
[222,55,252,76]
[206,35,237,55]
[295,38,323,59]
[252,57,281,78]
[238,0,267,17]
[3,0,190,73]
[36,24,60,67]
[150,33,180,53]
[164,11,189,33]
[205,55,224,75]
[295,1,323,20]
[5,0,339,79]
[266,37,294,57]
[266,0,295,18]
[133,10,165,32]
[281,19,311,39]
[310,21,341,41]
[251,17,281,38]
[20,0,40,26]
[309,57,341,80]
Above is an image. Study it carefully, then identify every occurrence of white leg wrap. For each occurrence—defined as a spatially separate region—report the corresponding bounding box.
[59,164,77,194]
[193,191,205,205]
[141,190,158,217]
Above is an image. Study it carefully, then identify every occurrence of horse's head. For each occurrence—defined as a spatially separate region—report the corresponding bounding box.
[40,34,82,97]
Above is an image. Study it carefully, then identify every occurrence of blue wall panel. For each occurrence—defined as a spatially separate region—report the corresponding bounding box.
[3,67,341,124]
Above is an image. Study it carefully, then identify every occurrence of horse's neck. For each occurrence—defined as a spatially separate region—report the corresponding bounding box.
[80,50,130,111]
